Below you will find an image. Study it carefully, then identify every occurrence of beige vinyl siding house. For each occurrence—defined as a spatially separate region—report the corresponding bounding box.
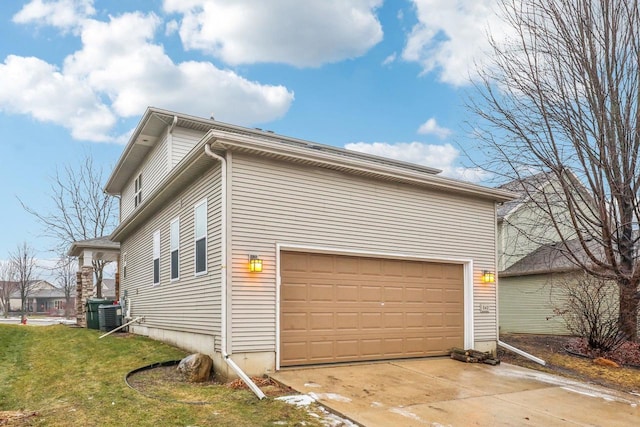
[106,107,513,377]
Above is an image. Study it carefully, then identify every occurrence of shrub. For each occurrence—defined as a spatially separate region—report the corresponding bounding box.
[553,273,626,353]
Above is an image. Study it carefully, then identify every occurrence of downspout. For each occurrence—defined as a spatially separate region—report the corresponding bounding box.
[167,116,178,168]
[204,136,266,400]
[498,340,546,366]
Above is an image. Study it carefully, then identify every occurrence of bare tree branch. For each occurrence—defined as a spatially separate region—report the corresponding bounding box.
[469,0,640,340]
[10,242,38,323]
[0,261,17,318]
[19,152,118,298]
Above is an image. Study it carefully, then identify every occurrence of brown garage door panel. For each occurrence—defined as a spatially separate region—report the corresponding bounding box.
[280,252,464,366]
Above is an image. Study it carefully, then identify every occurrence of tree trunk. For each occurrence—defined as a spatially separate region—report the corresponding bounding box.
[618,278,639,341]
[94,260,103,299]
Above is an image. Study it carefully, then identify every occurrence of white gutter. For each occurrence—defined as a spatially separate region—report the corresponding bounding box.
[204,137,266,400]
[498,340,546,366]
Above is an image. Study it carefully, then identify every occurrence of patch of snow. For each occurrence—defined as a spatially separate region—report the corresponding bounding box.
[314,405,359,427]
[309,392,352,403]
[561,387,615,402]
[370,401,384,408]
[389,406,422,422]
[276,394,316,406]
[276,394,357,427]
[304,382,322,388]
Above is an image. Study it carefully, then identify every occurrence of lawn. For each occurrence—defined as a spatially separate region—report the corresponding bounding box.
[0,324,322,426]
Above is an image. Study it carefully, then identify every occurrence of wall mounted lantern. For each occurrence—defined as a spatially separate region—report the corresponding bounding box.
[481,270,495,284]
[249,255,263,273]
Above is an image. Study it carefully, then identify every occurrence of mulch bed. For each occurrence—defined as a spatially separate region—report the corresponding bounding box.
[126,365,295,402]
[565,339,640,367]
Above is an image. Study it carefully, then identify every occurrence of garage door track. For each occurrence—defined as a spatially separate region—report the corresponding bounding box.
[271,358,639,426]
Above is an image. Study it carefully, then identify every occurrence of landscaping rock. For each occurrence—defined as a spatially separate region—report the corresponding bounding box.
[593,357,620,368]
[177,353,213,382]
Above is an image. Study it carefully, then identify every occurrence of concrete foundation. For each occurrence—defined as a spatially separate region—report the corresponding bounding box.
[474,340,498,355]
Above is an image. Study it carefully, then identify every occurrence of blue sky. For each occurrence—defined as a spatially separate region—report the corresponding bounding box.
[0,0,501,273]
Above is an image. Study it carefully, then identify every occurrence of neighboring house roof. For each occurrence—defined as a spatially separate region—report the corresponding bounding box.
[496,172,552,220]
[106,108,516,241]
[8,282,66,299]
[31,288,71,298]
[499,238,603,277]
[101,278,116,293]
[5,280,55,290]
[496,170,594,222]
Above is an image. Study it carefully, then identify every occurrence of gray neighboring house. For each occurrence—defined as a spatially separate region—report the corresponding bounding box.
[9,281,72,315]
[105,107,513,378]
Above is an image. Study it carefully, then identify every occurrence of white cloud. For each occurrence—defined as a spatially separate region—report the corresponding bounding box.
[0,55,115,142]
[417,117,451,139]
[163,0,384,67]
[382,53,396,66]
[402,0,505,86]
[0,11,294,142]
[13,0,95,31]
[345,141,490,182]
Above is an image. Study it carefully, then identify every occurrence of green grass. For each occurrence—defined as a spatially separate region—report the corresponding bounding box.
[0,325,321,426]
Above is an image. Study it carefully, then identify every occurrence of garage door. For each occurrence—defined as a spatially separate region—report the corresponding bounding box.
[280,251,464,367]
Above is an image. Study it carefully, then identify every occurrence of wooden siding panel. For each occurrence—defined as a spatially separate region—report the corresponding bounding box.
[120,164,223,345]
[230,153,498,354]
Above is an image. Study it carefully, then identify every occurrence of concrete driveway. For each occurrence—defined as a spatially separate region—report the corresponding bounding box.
[271,358,639,426]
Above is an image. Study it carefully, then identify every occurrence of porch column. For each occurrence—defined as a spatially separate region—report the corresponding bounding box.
[75,266,95,327]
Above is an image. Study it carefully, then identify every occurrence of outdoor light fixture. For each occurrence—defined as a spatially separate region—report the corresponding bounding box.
[482,270,495,284]
[249,255,263,272]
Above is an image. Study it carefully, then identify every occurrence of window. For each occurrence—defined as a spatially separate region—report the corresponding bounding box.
[134,174,142,207]
[122,252,127,280]
[194,199,207,274]
[153,230,160,285]
[170,218,179,280]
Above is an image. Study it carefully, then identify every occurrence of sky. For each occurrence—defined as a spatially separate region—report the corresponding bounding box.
[0,0,505,280]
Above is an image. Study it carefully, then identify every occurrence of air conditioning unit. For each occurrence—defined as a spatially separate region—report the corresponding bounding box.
[98,304,123,332]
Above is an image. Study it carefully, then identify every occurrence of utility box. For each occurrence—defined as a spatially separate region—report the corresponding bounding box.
[86,298,114,330]
[98,304,122,332]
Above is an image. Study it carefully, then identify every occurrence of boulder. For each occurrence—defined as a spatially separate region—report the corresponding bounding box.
[177,353,213,382]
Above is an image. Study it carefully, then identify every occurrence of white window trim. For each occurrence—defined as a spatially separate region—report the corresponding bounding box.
[194,198,207,276]
[153,230,160,286]
[170,217,180,281]
[134,173,142,208]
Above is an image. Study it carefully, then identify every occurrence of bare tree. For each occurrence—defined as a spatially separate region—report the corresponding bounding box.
[20,153,117,298]
[10,242,38,323]
[470,0,640,340]
[0,260,17,318]
[54,256,77,319]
